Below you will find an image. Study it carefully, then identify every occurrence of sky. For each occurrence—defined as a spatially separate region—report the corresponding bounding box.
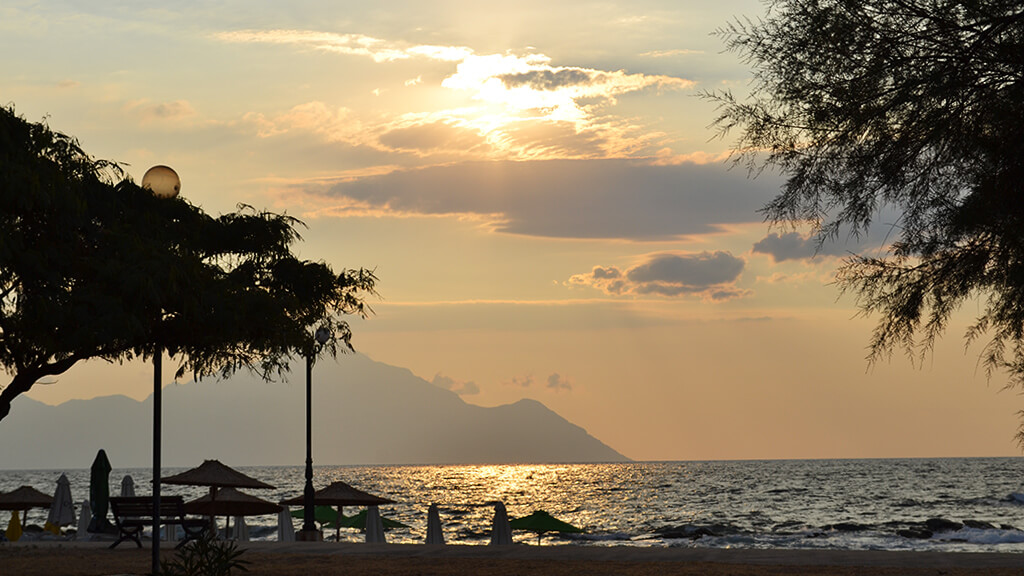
[2,0,1020,462]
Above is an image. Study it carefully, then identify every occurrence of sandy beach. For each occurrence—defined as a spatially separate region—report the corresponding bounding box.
[2,541,1023,576]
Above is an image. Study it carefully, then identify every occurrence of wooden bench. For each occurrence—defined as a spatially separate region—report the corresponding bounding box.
[109,496,209,549]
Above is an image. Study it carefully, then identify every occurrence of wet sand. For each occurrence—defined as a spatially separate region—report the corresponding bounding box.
[2,541,1023,576]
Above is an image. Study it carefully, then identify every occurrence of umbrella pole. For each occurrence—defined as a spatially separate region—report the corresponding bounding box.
[153,349,162,574]
[208,487,217,538]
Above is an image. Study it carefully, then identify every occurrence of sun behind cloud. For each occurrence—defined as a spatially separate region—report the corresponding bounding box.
[218,29,694,160]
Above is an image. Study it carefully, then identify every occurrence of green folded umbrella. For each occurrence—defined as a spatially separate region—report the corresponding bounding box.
[509,510,582,544]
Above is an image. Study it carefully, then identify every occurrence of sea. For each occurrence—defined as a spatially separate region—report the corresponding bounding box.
[5,458,1024,553]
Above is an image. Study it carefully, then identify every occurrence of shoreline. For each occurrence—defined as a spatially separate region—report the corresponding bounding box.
[3,541,1024,576]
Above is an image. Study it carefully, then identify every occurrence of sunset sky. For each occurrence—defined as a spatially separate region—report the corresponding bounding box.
[3,0,1019,462]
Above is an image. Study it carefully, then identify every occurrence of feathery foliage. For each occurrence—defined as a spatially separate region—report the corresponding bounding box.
[0,105,377,422]
[707,0,1024,435]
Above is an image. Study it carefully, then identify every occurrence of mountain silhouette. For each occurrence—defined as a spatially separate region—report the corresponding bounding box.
[0,354,628,469]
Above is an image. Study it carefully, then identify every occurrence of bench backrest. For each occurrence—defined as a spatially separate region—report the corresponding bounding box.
[110,495,186,519]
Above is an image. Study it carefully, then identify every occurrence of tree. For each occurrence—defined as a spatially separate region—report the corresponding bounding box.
[0,105,378,422]
[707,1,1024,424]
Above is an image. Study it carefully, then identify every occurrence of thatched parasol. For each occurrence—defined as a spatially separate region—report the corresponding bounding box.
[162,460,274,535]
[185,487,281,539]
[0,486,54,510]
[281,481,394,541]
[280,481,392,507]
[161,460,274,490]
[185,487,281,517]
[0,485,55,537]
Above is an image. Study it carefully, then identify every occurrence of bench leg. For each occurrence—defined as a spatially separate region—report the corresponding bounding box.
[109,533,143,549]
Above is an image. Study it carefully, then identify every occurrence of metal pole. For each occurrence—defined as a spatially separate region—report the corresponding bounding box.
[303,351,315,533]
[153,347,162,574]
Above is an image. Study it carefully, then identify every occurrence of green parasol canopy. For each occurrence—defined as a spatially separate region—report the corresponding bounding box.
[289,505,341,526]
[509,510,582,544]
[329,508,407,530]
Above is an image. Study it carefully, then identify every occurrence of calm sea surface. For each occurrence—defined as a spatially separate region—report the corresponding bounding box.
[5,458,1024,552]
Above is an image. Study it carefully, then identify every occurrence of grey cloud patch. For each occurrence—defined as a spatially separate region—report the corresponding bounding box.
[592,266,621,280]
[499,69,596,90]
[546,373,572,391]
[752,232,849,262]
[378,121,490,154]
[627,252,743,286]
[568,251,751,301]
[432,373,480,396]
[507,375,535,388]
[321,159,782,240]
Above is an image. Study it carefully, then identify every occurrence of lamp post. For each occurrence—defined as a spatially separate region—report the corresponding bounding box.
[141,165,180,575]
[299,326,331,541]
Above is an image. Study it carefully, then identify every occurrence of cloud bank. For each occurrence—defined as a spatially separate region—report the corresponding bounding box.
[316,159,781,240]
[568,251,750,301]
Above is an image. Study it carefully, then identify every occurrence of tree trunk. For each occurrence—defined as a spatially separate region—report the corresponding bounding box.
[0,371,43,423]
[0,356,85,422]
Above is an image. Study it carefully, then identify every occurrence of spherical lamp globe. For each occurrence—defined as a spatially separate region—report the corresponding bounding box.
[141,165,181,198]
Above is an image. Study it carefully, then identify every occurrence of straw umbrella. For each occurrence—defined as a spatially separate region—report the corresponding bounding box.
[281,480,394,541]
[184,487,281,540]
[0,486,54,540]
[162,460,274,536]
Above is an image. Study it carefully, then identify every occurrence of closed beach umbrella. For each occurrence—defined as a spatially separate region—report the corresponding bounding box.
[45,473,76,533]
[509,510,582,545]
[120,475,136,497]
[489,501,512,546]
[74,500,91,540]
[426,503,444,545]
[277,506,295,542]
[365,505,385,543]
[231,516,249,541]
[88,449,112,533]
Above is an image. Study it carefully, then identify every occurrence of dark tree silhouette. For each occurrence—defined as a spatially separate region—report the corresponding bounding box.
[0,105,377,422]
[707,0,1024,428]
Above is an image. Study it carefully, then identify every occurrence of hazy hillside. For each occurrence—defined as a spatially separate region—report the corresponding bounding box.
[0,354,628,469]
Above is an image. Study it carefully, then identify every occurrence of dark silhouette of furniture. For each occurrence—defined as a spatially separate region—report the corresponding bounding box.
[109,496,208,549]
